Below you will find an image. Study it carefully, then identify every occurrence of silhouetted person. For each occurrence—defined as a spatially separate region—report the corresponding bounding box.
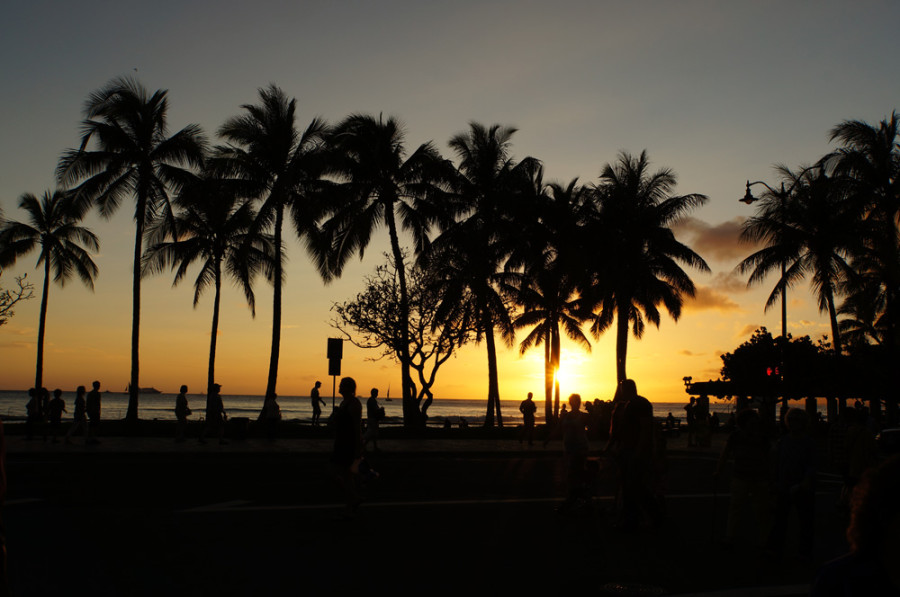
[607,379,661,531]
[310,381,325,426]
[665,412,676,429]
[332,377,363,518]
[261,392,281,441]
[811,456,900,595]
[25,388,39,440]
[174,385,191,443]
[65,385,87,443]
[200,383,227,444]
[767,407,816,561]
[684,396,697,447]
[546,393,590,514]
[48,389,66,443]
[363,388,382,451]
[85,381,101,445]
[713,409,771,547]
[40,388,51,441]
[519,392,537,446]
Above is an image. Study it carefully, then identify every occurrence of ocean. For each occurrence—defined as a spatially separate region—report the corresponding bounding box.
[0,389,749,426]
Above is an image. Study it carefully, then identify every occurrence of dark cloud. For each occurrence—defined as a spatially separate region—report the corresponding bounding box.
[674,217,761,263]
[709,271,750,294]
[684,285,741,312]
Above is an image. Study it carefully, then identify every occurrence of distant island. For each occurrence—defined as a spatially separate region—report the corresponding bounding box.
[123,385,162,394]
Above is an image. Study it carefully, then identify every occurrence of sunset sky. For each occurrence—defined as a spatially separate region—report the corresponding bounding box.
[2,1,898,405]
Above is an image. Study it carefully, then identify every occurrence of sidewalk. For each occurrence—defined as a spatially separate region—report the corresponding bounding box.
[5,425,727,456]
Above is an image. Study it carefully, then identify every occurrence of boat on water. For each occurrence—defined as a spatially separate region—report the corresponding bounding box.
[124,384,162,394]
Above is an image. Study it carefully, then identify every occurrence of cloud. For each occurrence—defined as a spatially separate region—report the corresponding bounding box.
[708,271,750,294]
[674,217,761,263]
[736,323,762,339]
[684,285,741,312]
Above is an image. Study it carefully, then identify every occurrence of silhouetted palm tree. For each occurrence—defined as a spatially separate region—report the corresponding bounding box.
[738,166,859,357]
[827,112,900,347]
[827,111,900,423]
[211,84,328,403]
[57,77,206,421]
[431,123,540,426]
[0,190,98,390]
[589,151,709,382]
[321,114,455,425]
[143,173,274,400]
[507,177,593,422]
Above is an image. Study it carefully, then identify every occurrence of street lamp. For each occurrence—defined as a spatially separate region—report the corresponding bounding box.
[740,180,788,340]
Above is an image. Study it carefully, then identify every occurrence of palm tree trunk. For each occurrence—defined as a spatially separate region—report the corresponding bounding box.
[34,257,50,391]
[484,318,503,427]
[208,259,222,398]
[126,194,146,423]
[825,290,842,357]
[552,324,561,411]
[616,301,629,383]
[264,205,284,402]
[544,326,553,422]
[385,206,416,426]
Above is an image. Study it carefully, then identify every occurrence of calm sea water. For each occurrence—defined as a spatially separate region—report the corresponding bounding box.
[0,389,749,426]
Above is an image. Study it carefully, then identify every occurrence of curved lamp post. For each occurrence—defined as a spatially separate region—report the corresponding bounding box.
[740,180,788,340]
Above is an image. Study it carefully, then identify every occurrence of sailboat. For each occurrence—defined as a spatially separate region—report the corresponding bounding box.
[384,384,392,402]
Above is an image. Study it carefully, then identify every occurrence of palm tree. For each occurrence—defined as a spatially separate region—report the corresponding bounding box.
[827,113,900,346]
[507,177,594,422]
[589,151,709,382]
[430,123,540,426]
[738,165,859,357]
[512,265,591,422]
[57,76,206,422]
[827,112,900,423]
[321,113,454,425]
[211,84,328,404]
[0,190,98,390]
[142,173,274,401]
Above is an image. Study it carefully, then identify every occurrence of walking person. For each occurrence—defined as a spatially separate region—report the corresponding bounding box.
[332,377,363,519]
[363,388,383,452]
[260,392,281,441]
[519,392,537,446]
[713,408,771,547]
[85,380,101,445]
[767,407,817,561]
[65,385,87,443]
[174,385,191,443]
[200,383,227,445]
[606,379,662,531]
[310,381,325,426]
[545,393,591,514]
[24,388,40,440]
[47,389,67,443]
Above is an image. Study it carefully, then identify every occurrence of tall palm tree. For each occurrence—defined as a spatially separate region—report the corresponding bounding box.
[738,166,859,357]
[0,190,98,390]
[57,76,206,422]
[142,173,274,401]
[430,123,540,426]
[828,112,900,423]
[211,84,328,404]
[321,114,455,425]
[589,151,709,382]
[512,265,591,422]
[507,177,594,422]
[827,112,900,346]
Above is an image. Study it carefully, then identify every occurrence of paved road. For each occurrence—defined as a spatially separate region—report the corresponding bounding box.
[5,444,849,596]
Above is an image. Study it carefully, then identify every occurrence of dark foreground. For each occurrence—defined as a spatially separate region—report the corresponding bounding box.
[4,429,849,596]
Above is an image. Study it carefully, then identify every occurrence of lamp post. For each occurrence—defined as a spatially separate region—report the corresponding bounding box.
[740,180,788,340]
[741,179,795,421]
